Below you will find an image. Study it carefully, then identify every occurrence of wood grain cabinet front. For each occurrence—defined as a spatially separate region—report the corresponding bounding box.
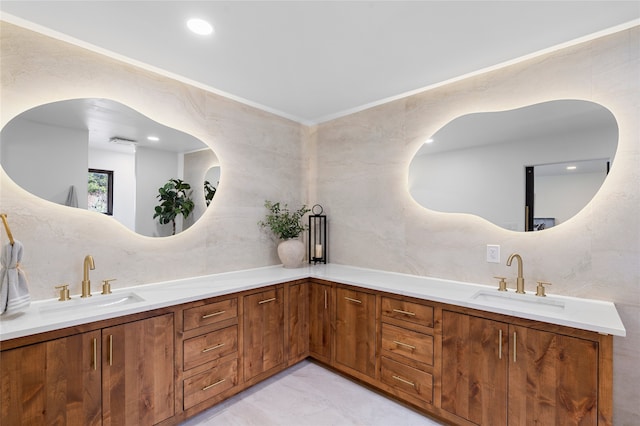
[441,310,604,426]
[1,313,175,426]
[381,323,434,366]
[183,358,239,410]
[380,357,433,404]
[183,298,238,331]
[243,286,285,381]
[183,325,238,371]
[335,286,377,378]
[381,297,434,328]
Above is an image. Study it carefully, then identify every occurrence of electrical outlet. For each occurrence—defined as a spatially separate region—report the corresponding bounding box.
[486,245,500,263]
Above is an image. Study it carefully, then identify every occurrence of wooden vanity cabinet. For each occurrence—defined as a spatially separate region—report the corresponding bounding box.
[379,296,435,407]
[308,280,332,363]
[287,281,309,365]
[441,309,607,426]
[334,285,377,378]
[243,286,285,381]
[179,297,240,414]
[441,310,508,425]
[0,312,175,426]
[102,313,175,426]
[1,330,102,425]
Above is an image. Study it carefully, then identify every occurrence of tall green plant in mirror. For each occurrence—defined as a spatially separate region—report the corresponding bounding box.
[153,178,195,235]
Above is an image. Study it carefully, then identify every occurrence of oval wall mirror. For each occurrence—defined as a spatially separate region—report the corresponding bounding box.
[0,98,220,237]
[408,100,618,231]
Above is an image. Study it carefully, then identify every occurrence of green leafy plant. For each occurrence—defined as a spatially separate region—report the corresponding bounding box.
[153,178,195,235]
[204,180,217,207]
[258,200,310,240]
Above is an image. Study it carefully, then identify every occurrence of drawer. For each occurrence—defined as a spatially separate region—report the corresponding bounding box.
[184,358,238,409]
[184,298,238,331]
[380,357,433,404]
[381,323,434,366]
[183,325,238,371]
[381,297,433,328]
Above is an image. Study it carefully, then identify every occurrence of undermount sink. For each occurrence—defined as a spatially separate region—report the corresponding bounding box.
[39,292,145,315]
[471,290,565,313]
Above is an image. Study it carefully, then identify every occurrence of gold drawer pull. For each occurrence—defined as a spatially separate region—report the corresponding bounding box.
[393,340,416,350]
[392,308,416,316]
[498,329,503,360]
[258,297,276,305]
[202,343,225,353]
[202,310,225,319]
[392,375,415,387]
[344,296,362,304]
[202,378,226,391]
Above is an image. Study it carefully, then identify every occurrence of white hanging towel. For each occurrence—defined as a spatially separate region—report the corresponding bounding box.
[65,185,78,207]
[0,240,31,315]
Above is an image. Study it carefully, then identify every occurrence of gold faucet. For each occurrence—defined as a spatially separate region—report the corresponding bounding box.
[81,255,95,298]
[506,253,525,294]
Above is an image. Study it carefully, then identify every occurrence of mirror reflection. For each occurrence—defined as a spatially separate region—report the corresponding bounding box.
[0,98,220,237]
[408,100,618,231]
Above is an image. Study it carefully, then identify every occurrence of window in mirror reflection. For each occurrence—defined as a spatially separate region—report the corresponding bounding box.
[88,169,113,215]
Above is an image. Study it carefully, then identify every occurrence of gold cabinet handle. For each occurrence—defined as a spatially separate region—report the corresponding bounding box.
[108,335,113,366]
[202,310,225,319]
[498,329,503,360]
[202,378,226,391]
[392,308,416,316]
[513,332,517,363]
[324,290,328,310]
[258,297,276,305]
[344,296,362,304]
[393,340,416,350]
[202,343,225,353]
[392,375,415,387]
[92,338,97,370]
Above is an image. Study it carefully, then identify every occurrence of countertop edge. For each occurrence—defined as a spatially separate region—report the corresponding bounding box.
[0,264,627,342]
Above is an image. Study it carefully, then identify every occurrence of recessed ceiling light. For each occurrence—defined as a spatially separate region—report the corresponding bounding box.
[187,18,213,36]
[424,138,434,144]
[566,166,577,170]
[147,136,160,142]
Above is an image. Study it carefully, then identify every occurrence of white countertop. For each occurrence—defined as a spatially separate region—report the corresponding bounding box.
[0,264,626,341]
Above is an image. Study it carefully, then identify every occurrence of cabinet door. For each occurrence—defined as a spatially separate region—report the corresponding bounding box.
[309,282,332,362]
[102,313,175,426]
[335,286,376,377]
[288,282,309,363]
[1,331,102,426]
[441,310,508,426]
[508,325,598,425]
[243,286,285,380]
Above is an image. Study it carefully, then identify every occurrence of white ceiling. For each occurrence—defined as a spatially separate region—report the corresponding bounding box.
[1,1,639,125]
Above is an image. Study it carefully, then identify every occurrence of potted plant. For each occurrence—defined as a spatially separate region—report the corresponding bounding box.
[258,200,310,268]
[153,178,195,235]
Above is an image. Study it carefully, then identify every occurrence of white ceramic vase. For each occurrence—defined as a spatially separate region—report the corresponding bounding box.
[277,239,305,268]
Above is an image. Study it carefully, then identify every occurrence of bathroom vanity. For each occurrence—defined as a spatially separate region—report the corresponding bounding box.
[0,264,625,425]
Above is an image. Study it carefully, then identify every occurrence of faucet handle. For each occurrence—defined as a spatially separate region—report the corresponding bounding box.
[493,276,508,292]
[101,278,116,295]
[55,284,71,301]
[535,281,552,297]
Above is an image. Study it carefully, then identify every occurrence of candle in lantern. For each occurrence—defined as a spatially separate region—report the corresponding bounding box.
[315,244,323,259]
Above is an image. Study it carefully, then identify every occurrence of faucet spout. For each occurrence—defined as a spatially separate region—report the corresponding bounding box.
[81,255,95,298]
[506,253,525,294]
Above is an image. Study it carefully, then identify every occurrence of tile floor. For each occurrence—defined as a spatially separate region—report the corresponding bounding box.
[180,360,443,426]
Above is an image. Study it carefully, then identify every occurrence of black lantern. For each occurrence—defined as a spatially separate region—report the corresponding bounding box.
[308,204,327,264]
